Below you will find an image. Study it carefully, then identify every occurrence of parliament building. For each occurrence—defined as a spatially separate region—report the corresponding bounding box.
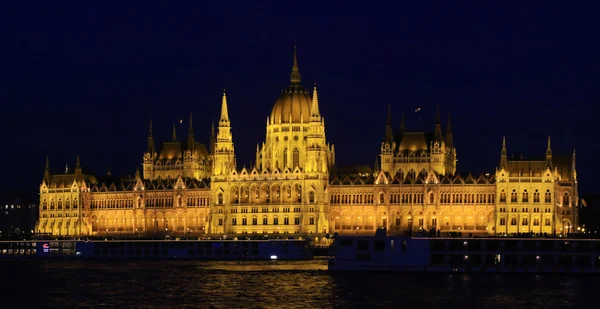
[36,49,580,244]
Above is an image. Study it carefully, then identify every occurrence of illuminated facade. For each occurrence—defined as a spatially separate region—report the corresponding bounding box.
[36,48,579,241]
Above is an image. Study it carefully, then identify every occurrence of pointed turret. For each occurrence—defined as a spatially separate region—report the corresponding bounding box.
[500,135,508,169]
[290,45,301,85]
[171,124,177,141]
[445,112,453,148]
[310,82,321,119]
[572,149,577,173]
[147,118,155,154]
[434,104,443,142]
[385,104,393,144]
[214,90,235,176]
[220,89,230,124]
[75,154,82,179]
[187,112,195,150]
[44,157,51,184]
[135,166,141,179]
[374,156,380,173]
[545,135,553,169]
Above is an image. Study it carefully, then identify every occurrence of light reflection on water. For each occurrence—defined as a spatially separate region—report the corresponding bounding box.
[0,258,594,309]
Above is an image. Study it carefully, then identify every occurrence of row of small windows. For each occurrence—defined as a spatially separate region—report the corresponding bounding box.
[42,199,80,210]
[230,207,309,214]
[90,200,134,209]
[217,191,315,204]
[499,189,566,204]
[498,207,552,213]
[45,197,210,211]
[437,193,494,204]
[227,216,316,226]
[330,193,494,205]
[230,186,303,203]
[329,194,375,204]
[498,217,552,226]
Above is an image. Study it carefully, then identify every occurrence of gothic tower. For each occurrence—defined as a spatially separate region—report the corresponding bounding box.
[212,90,236,178]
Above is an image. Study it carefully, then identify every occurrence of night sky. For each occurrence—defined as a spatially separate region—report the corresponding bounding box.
[6,2,600,199]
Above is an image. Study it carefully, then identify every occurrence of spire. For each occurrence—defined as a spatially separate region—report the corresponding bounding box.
[290,45,301,85]
[385,104,393,144]
[135,166,141,179]
[187,112,195,150]
[147,118,155,154]
[374,156,380,173]
[44,156,51,184]
[500,135,507,169]
[220,89,230,123]
[445,112,453,148]
[171,124,177,141]
[434,104,443,141]
[572,149,577,172]
[545,135,553,169]
[310,82,321,118]
[75,154,82,178]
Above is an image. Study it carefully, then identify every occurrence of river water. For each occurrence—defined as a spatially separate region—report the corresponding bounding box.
[0,258,594,308]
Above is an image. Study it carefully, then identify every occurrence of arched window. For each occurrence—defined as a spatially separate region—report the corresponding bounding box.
[533,189,540,203]
[500,190,506,203]
[522,189,528,203]
[429,192,435,204]
[379,193,385,204]
[510,189,517,203]
[218,192,224,205]
[137,199,142,208]
[283,149,288,168]
[58,199,63,210]
[297,185,302,202]
[43,199,48,210]
[178,196,182,207]
[293,149,300,168]
[545,190,552,203]
[563,192,570,206]
[66,199,71,209]
[309,191,315,204]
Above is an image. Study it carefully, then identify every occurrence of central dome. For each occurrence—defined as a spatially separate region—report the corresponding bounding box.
[270,86,311,124]
[269,46,312,125]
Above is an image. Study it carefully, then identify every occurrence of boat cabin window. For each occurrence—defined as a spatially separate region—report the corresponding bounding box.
[374,240,385,251]
[357,240,369,251]
[340,239,353,247]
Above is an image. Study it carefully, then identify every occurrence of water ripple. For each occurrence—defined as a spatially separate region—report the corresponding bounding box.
[0,259,595,309]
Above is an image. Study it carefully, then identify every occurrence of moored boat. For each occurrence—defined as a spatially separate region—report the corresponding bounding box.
[0,239,313,260]
[328,228,600,273]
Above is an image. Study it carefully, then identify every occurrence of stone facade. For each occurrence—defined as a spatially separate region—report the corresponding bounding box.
[36,48,579,242]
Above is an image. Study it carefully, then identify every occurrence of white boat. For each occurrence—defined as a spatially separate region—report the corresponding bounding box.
[328,228,600,273]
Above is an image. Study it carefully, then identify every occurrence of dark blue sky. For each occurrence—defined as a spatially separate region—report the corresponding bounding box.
[5,1,600,198]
